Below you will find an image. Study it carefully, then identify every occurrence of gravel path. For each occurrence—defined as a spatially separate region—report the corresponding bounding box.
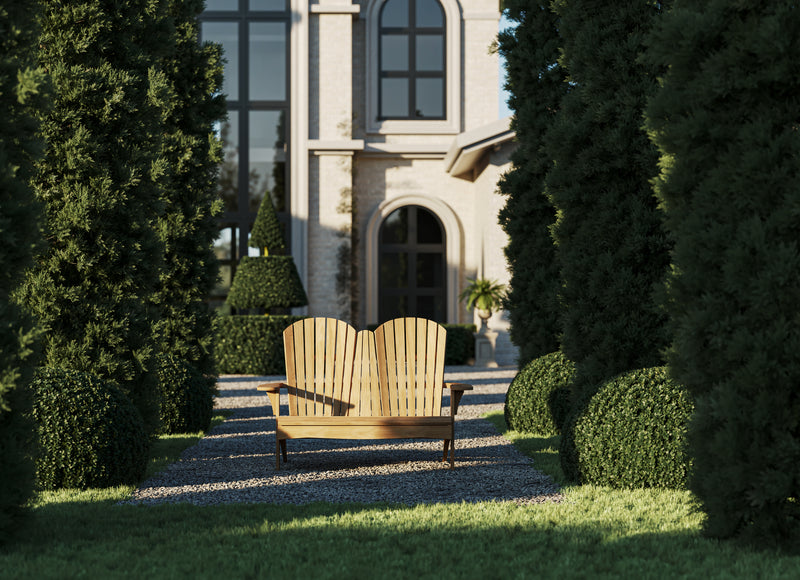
[126,367,563,506]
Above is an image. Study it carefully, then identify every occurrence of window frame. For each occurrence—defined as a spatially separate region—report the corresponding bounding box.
[365,0,461,135]
[377,0,446,121]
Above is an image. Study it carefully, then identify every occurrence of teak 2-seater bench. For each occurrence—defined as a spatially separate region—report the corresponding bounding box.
[257,317,473,469]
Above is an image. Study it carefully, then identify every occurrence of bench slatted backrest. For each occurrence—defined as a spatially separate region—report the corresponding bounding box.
[374,317,447,417]
[283,317,357,416]
[349,329,382,416]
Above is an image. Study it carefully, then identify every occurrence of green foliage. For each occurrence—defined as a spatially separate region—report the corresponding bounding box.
[545,0,672,482]
[31,367,148,490]
[156,355,215,435]
[497,0,565,366]
[645,1,800,547]
[504,351,574,436]
[214,315,305,375]
[442,324,476,365]
[18,0,170,436]
[151,0,226,377]
[226,256,309,311]
[458,278,506,313]
[249,192,286,255]
[0,0,46,544]
[573,367,693,490]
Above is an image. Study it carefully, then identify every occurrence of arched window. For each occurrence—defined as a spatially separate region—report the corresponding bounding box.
[378,0,445,120]
[379,205,446,322]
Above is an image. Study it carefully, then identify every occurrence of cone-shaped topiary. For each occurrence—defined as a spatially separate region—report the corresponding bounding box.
[225,194,307,312]
[226,256,308,310]
[249,194,285,255]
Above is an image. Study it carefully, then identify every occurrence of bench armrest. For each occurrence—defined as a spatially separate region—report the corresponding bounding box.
[257,382,288,417]
[445,382,473,415]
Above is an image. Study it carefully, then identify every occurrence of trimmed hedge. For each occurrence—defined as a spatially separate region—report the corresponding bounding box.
[443,324,476,365]
[573,366,693,489]
[31,368,148,490]
[157,355,215,434]
[504,351,575,436]
[226,256,308,311]
[214,315,305,375]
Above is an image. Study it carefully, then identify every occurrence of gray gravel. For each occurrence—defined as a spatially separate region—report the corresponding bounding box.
[125,366,563,506]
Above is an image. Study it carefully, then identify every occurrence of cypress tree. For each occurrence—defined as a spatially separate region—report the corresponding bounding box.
[151,0,226,377]
[0,0,46,542]
[19,0,170,435]
[497,0,566,366]
[546,0,672,480]
[646,1,800,546]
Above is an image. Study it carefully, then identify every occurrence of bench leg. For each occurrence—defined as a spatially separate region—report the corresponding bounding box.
[276,439,288,470]
[442,439,450,463]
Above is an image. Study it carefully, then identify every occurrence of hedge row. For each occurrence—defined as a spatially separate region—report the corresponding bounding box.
[216,318,477,375]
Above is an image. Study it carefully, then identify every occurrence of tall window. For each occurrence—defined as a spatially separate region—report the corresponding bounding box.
[379,206,446,322]
[379,0,445,120]
[201,0,290,306]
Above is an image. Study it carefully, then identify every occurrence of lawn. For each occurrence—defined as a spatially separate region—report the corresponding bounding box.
[2,413,798,579]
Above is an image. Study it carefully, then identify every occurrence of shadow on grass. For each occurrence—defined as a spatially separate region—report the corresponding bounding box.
[6,498,799,579]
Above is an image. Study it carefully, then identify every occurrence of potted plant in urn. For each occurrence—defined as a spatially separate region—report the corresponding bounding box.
[459,278,507,333]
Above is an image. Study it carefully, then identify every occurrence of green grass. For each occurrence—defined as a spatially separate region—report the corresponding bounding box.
[2,412,799,579]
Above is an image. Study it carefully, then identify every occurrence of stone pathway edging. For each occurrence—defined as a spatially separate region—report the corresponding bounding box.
[126,366,563,506]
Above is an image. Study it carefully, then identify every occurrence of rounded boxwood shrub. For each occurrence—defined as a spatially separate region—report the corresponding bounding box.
[31,368,148,490]
[573,366,693,489]
[157,354,215,434]
[504,351,575,436]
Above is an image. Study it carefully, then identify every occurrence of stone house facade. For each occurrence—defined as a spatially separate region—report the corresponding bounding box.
[203,0,518,365]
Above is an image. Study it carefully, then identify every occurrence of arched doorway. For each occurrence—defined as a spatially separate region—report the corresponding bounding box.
[378,205,446,322]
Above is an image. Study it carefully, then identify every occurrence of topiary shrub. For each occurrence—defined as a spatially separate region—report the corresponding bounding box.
[31,368,148,490]
[443,324,476,365]
[573,366,693,489]
[157,355,215,434]
[214,315,305,375]
[504,351,575,436]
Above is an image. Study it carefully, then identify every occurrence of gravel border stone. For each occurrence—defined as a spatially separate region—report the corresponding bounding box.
[125,366,563,506]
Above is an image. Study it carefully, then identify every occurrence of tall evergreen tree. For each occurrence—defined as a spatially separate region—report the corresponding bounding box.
[547,0,671,392]
[546,0,672,480]
[497,0,566,366]
[151,0,225,377]
[0,0,46,542]
[646,1,800,546]
[19,0,170,435]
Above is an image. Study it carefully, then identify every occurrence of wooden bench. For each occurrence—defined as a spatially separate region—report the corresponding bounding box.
[258,317,473,469]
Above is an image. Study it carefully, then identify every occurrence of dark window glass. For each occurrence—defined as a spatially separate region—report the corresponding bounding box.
[381,207,408,243]
[415,35,443,71]
[416,207,443,243]
[381,0,409,27]
[378,206,446,322]
[201,2,290,306]
[381,78,409,118]
[206,0,238,11]
[415,78,443,118]
[217,112,239,212]
[202,22,239,100]
[250,22,286,101]
[415,0,443,27]
[378,0,445,120]
[250,0,287,10]
[249,110,286,212]
[381,34,409,71]
[417,253,443,287]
